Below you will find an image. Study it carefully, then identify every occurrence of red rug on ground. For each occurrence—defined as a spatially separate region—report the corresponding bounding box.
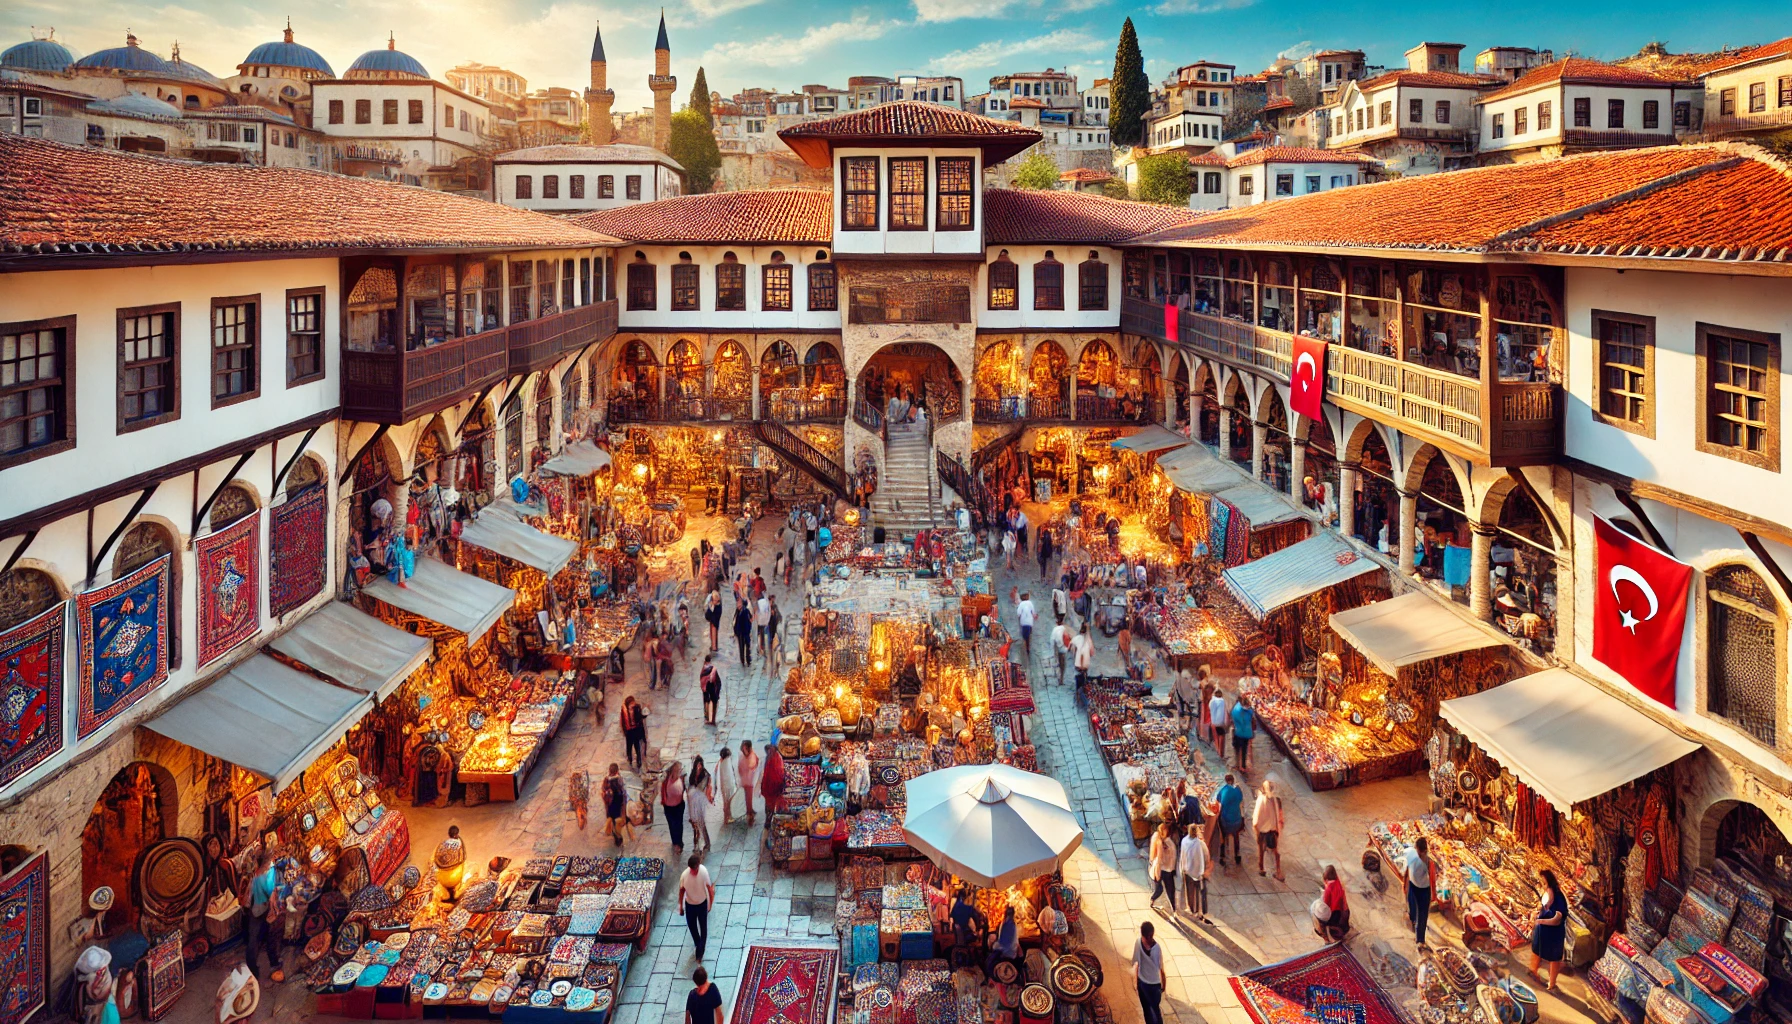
[733,944,837,1024]
[1228,944,1405,1024]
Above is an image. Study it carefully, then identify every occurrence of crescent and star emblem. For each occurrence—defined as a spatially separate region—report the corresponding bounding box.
[1608,564,1660,633]
[1295,351,1318,391]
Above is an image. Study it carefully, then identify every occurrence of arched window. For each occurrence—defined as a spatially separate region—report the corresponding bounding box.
[988,251,1018,311]
[115,521,180,665]
[1707,564,1784,748]
[1034,251,1064,311]
[534,376,555,453]
[285,453,324,497]
[0,567,60,632]
[504,400,523,480]
[716,252,746,311]
[762,252,792,312]
[1078,250,1108,311]
[562,361,584,429]
[671,252,699,312]
[626,252,656,311]
[210,484,258,530]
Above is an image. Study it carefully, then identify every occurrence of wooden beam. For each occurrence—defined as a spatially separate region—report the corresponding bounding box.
[338,423,392,487]
[1741,533,1792,608]
[270,425,322,497]
[1611,488,1672,556]
[1,529,37,577]
[193,450,256,536]
[1563,454,1792,549]
[89,483,160,581]
[1504,469,1567,548]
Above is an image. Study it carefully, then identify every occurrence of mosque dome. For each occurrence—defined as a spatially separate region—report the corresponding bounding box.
[1,34,78,73]
[71,33,175,75]
[242,23,334,77]
[346,35,428,79]
[165,44,226,89]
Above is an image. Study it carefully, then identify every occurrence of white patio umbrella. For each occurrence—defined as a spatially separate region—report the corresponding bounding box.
[902,763,1084,888]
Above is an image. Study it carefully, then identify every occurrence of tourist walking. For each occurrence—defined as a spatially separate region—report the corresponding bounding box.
[699,656,722,725]
[568,769,590,831]
[1232,695,1257,772]
[738,740,761,825]
[1313,864,1349,942]
[620,696,649,771]
[602,764,633,846]
[760,746,787,815]
[704,587,722,652]
[1132,921,1166,1024]
[1179,822,1210,923]
[755,591,771,658]
[1037,526,1054,580]
[685,966,724,1024]
[678,854,715,961]
[1404,835,1437,947]
[1208,689,1229,756]
[1148,821,1178,910]
[1215,773,1245,867]
[1197,665,1215,739]
[243,850,284,982]
[686,757,714,851]
[767,596,785,666]
[661,761,687,851]
[1252,777,1284,879]
[717,747,740,824]
[1071,623,1094,690]
[1002,527,1017,570]
[1174,668,1200,733]
[1016,592,1037,656]
[1528,869,1570,990]
[732,598,753,668]
[1049,620,1072,685]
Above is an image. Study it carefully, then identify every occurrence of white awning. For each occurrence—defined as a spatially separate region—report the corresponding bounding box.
[1110,425,1190,455]
[1211,483,1307,529]
[459,509,578,576]
[1221,531,1382,620]
[1158,443,1246,495]
[1440,669,1700,813]
[269,601,433,701]
[540,440,613,477]
[147,654,372,791]
[1329,591,1507,676]
[364,557,516,642]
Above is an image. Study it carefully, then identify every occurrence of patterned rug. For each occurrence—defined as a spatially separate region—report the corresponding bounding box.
[197,514,260,666]
[0,603,64,788]
[270,485,327,617]
[733,944,837,1024]
[0,850,48,1024]
[77,554,170,738]
[1230,944,1406,1024]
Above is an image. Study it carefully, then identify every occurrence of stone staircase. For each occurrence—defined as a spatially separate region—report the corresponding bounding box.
[872,420,940,537]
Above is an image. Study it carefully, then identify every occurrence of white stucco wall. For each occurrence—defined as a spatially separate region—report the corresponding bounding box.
[495,160,679,211]
[615,244,842,332]
[830,147,985,257]
[976,244,1122,330]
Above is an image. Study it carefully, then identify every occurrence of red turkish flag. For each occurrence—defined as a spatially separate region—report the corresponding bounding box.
[1592,515,1694,709]
[1290,335,1326,423]
[1164,302,1180,342]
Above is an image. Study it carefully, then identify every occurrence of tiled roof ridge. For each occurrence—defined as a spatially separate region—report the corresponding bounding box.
[1488,153,1747,247]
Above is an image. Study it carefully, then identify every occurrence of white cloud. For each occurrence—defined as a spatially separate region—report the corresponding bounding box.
[926,28,1104,74]
[1151,0,1256,13]
[910,0,1015,22]
[686,0,769,15]
[704,15,900,68]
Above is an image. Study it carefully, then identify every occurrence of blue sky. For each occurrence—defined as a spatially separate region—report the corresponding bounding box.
[7,0,1785,112]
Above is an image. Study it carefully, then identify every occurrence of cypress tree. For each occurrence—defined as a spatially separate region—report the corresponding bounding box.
[690,68,713,127]
[1109,18,1150,149]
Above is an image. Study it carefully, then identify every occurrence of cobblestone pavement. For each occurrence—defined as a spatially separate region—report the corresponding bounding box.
[176,508,1597,1024]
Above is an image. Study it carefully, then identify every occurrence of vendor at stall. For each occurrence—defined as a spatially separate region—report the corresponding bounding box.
[432,825,470,903]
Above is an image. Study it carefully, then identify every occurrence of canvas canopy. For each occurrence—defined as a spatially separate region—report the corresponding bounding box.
[1210,483,1307,529]
[364,557,515,641]
[459,508,578,576]
[1439,669,1700,813]
[147,654,371,791]
[1221,531,1381,620]
[1158,443,1245,494]
[539,440,612,476]
[1110,425,1190,455]
[269,601,433,700]
[902,764,1084,888]
[1328,591,1507,676]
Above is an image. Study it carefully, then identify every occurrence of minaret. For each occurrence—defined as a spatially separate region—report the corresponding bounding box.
[648,10,677,152]
[585,22,615,145]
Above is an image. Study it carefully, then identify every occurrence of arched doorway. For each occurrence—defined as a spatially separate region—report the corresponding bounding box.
[858,342,965,423]
[1410,448,1469,589]
[1170,353,1190,430]
[1196,368,1220,447]
[1709,800,1792,891]
[802,342,845,420]
[82,761,178,932]
[1225,380,1252,468]
[1029,341,1069,419]
[761,341,800,421]
[1300,414,1340,523]
[710,340,751,420]
[1351,427,1398,550]
[974,339,1025,420]
[533,374,556,463]
[1137,347,1163,424]
[1492,487,1558,653]
[561,360,585,434]
[1074,339,1124,420]
[610,339,659,420]
[456,404,497,499]
[665,339,703,418]
[1258,388,1291,490]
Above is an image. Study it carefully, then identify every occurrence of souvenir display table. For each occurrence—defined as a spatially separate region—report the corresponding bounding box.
[1082,677,1220,845]
[1249,665,1423,792]
[307,854,663,1021]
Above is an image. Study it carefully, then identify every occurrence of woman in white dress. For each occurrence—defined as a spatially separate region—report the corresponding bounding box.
[717,747,741,824]
[685,756,715,851]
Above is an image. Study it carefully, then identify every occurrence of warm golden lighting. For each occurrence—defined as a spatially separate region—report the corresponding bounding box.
[874,660,886,673]
[632,463,648,479]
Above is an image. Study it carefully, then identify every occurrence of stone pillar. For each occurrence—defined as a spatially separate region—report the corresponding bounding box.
[1469,524,1496,619]
[1289,441,1307,504]
[1250,422,1267,480]
[751,365,762,421]
[1338,461,1359,540]
[1397,489,1418,575]
[1161,374,1176,429]
[1217,406,1232,460]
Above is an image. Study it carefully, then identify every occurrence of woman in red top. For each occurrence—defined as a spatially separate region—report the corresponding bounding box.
[1313,864,1350,942]
[760,747,788,815]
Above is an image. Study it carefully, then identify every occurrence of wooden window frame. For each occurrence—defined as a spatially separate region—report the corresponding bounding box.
[209,295,260,409]
[286,287,324,386]
[0,314,76,469]
[1033,256,1064,311]
[625,175,642,200]
[327,99,343,124]
[515,174,533,200]
[543,174,559,199]
[1607,98,1625,128]
[1378,100,1391,126]
[1514,106,1528,135]
[887,156,927,231]
[988,257,1019,311]
[671,262,700,312]
[1078,259,1109,312]
[807,263,837,311]
[1573,96,1591,127]
[1780,76,1792,108]
[1749,81,1768,114]
[626,261,657,311]
[715,258,747,311]
[1591,309,1654,438]
[1696,322,1780,471]
[936,157,974,231]
[407,99,424,124]
[598,175,615,199]
[763,263,793,312]
[841,156,879,231]
[116,302,181,433]
[570,174,585,199]
[1436,100,1451,123]
[355,99,371,124]
[1536,100,1551,130]
[1720,88,1736,116]
[1491,113,1504,139]
[1643,100,1660,129]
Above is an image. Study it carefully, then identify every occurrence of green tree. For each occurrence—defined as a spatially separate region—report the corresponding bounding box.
[1109,17,1150,149]
[1009,150,1060,189]
[1100,178,1131,200]
[667,107,722,193]
[689,67,713,127]
[1135,153,1192,206]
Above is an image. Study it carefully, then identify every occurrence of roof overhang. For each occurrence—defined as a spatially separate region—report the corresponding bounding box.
[783,133,1039,170]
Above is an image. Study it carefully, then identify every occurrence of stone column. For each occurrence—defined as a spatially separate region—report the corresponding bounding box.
[1250,422,1267,480]
[751,365,762,421]
[1289,441,1307,504]
[1338,461,1359,539]
[1469,523,1496,619]
[1161,374,1176,429]
[1218,406,1232,461]
[1397,488,1419,575]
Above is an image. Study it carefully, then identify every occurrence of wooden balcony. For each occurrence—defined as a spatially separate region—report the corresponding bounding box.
[1122,296,1559,465]
[342,301,618,425]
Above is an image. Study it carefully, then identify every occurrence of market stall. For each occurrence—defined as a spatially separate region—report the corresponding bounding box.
[1231,945,1406,1024]
[363,556,515,643]
[1083,675,1224,844]
[268,600,434,702]
[1220,530,1387,664]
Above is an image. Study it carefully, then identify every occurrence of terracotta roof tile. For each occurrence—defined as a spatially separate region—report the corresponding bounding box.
[1493,149,1792,263]
[1478,57,1691,104]
[0,134,618,257]
[778,100,1041,167]
[1187,150,1231,166]
[1226,146,1371,167]
[1059,168,1114,182]
[984,189,1205,245]
[1259,96,1295,112]
[1688,36,1792,77]
[573,188,832,244]
[1132,145,1726,251]
[1356,70,1498,91]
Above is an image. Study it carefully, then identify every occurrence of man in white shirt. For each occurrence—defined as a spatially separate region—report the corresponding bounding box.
[1016,593,1037,656]
[1208,691,1229,755]
[1051,586,1069,625]
[678,853,716,960]
[1178,823,1210,923]
[1049,621,1072,685]
[1071,624,1094,689]
[754,594,772,659]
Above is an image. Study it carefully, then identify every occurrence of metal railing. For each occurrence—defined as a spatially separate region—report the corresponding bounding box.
[755,419,849,497]
[853,399,885,433]
[764,392,846,424]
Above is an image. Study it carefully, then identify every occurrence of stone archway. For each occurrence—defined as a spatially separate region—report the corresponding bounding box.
[81,761,178,930]
[1698,798,1792,888]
